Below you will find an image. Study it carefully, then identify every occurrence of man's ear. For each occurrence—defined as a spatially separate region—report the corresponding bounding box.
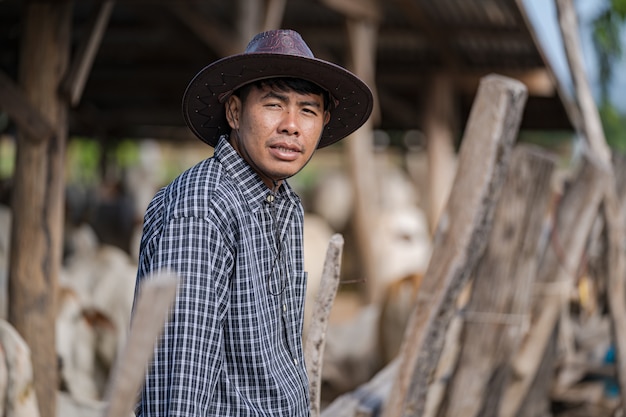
[323,110,331,126]
[225,95,241,130]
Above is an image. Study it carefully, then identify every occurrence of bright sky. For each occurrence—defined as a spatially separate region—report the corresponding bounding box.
[521,0,626,112]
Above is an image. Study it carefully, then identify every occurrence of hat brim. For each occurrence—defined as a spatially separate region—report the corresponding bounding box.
[182,53,373,148]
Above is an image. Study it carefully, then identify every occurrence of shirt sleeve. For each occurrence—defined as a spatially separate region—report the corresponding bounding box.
[136,216,233,417]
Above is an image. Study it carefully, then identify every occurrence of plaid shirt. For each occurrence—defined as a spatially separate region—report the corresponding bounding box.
[134,136,310,416]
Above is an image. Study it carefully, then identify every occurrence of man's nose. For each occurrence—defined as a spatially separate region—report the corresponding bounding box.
[279,110,299,135]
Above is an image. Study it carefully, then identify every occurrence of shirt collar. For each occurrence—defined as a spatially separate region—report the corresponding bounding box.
[214,135,301,210]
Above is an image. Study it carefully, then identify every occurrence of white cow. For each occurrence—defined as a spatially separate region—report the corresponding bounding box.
[59,224,138,401]
[56,286,105,401]
[304,163,433,400]
[0,319,40,417]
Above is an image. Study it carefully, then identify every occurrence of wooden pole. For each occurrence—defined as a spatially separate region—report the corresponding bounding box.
[238,0,262,49]
[262,0,287,31]
[555,0,610,164]
[344,18,378,300]
[383,75,528,417]
[8,2,72,416]
[422,74,458,235]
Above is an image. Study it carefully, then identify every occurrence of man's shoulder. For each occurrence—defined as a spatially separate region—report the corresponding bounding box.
[157,158,218,212]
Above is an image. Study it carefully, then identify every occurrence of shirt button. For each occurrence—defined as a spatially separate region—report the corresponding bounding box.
[283,304,287,312]
[266,194,275,203]
[293,358,298,366]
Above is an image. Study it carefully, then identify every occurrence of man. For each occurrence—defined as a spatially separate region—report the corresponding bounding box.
[134,29,373,416]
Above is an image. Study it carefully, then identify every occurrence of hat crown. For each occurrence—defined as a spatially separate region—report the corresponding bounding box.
[245,30,315,58]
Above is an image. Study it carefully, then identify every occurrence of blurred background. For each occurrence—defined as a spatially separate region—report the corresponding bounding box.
[0,0,625,416]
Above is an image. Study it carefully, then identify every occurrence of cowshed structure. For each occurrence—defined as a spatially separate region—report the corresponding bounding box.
[0,0,575,416]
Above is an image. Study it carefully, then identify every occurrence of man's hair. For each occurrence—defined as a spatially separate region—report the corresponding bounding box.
[235,77,331,112]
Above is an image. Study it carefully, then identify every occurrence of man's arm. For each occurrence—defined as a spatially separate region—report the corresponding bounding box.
[136,216,232,417]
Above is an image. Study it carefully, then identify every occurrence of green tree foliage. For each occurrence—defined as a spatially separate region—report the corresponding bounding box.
[592,0,626,99]
[592,0,626,152]
[600,102,626,153]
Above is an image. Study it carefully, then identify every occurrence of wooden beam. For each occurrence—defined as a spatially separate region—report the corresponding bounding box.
[0,70,54,143]
[391,0,461,69]
[320,0,381,21]
[383,75,528,417]
[167,2,239,57]
[455,68,555,97]
[378,68,555,97]
[61,0,114,106]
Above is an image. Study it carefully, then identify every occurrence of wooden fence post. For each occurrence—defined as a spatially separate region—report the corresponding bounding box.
[305,234,344,417]
[8,2,72,417]
[383,74,527,417]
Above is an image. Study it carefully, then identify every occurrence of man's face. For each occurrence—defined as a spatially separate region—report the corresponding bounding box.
[225,83,330,188]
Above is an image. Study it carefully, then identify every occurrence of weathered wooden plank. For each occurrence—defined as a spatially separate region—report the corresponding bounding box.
[0,70,54,143]
[383,74,528,417]
[440,145,556,417]
[7,2,72,416]
[61,0,115,106]
[103,273,178,417]
[305,234,344,417]
[500,154,607,417]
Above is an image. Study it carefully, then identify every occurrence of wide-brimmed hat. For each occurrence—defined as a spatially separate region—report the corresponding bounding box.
[182,29,374,148]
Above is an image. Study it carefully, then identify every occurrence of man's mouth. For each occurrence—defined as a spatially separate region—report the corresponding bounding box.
[269,143,302,160]
[272,145,299,153]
